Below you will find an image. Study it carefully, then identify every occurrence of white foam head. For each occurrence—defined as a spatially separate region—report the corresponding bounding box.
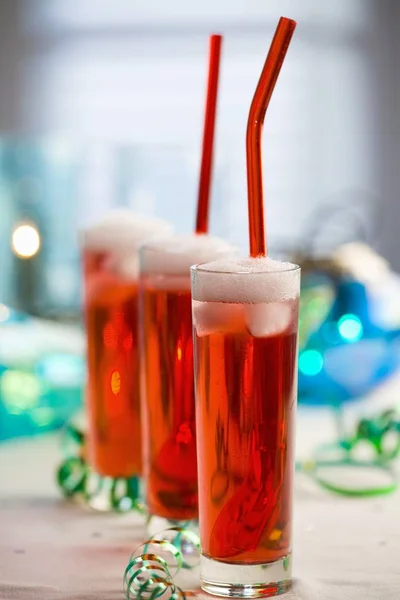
[191,256,300,304]
[80,209,173,254]
[140,234,237,276]
[81,210,173,280]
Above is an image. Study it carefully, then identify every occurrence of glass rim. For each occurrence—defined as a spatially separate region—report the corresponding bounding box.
[141,270,191,279]
[139,236,236,257]
[139,238,176,254]
[190,262,300,276]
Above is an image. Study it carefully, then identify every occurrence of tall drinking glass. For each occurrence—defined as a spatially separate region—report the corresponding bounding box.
[139,234,236,530]
[191,257,300,597]
[81,211,172,505]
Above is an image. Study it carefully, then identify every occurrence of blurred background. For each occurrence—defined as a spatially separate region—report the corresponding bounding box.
[0,0,399,439]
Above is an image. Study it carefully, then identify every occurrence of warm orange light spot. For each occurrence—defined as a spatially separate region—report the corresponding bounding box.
[177,346,182,361]
[111,370,121,395]
[269,529,282,541]
[103,322,117,349]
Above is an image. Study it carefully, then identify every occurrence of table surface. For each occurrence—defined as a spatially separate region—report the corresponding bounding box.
[1,379,400,600]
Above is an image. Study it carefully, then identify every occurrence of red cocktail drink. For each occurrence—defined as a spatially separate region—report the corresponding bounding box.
[191,257,300,597]
[82,212,172,481]
[140,235,235,525]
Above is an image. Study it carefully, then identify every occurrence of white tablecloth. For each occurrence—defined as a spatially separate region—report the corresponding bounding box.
[1,378,400,600]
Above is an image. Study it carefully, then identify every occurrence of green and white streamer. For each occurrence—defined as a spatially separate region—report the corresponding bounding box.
[123,527,200,600]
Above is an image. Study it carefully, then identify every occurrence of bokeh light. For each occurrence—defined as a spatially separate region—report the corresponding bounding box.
[299,349,324,376]
[1,370,41,414]
[0,304,10,322]
[11,223,41,258]
[36,354,85,387]
[338,314,363,342]
[30,406,55,427]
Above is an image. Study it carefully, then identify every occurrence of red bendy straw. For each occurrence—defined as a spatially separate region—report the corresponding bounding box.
[195,34,223,234]
[246,17,297,257]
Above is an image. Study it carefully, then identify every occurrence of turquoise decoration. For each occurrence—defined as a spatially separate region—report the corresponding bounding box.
[297,407,400,497]
[56,418,144,513]
[297,252,400,406]
[123,527,200,600]
[0,308,84,441]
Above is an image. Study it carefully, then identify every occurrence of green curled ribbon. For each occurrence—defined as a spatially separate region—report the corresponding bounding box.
[299,458,397,497]
[109,476,145,513]
[124,555,174,600]
[56,419,143,512]
[297,407,400,497]
[354,408,400,460]
[123,527,200,600]
[57,422,88,498]
[57,455,88,498]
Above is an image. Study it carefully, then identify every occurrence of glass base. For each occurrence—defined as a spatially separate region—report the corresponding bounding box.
[86,474,144,513]
[200,554,292,598]
[147,514,199,537]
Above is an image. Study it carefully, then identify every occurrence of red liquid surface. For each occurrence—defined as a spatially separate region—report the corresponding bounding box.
[194,300,298,564]
[84,250,142,478]
[141,275,198,520]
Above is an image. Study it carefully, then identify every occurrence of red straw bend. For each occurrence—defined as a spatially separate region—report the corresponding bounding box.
[246,17,296,257]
